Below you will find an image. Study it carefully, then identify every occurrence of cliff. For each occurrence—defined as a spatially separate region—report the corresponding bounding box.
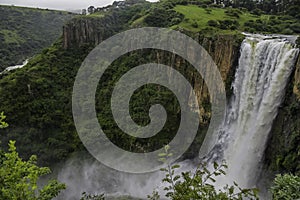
[62,15,242,121]
[63,15,121,49]
[61,14,243,158]
[264,55,300,175]
[293,57,300,99]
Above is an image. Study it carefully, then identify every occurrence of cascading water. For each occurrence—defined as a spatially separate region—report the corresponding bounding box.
[52,34,299,199]
[202,33,299,188]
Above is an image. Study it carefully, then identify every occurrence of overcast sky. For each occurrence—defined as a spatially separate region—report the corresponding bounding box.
[0,0,158,10]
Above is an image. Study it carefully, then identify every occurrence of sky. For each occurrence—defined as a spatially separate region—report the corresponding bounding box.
[0,0,158,11]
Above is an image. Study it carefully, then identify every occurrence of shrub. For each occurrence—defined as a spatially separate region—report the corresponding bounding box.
[282,28,294,35]
[80,192,105,200]
[290,23,300,33]
[219,19,239,30]
[191,21,198,28]
[250,8,263,16]
[207,20,219,27]
[205,8,212,14]
[271,174,300,200]
[144,8,183,27]
[278,15,294,21]
[148,146,259,200]
[171,17,183,25]
[209,3,223,8]
[225,9,241,18]
[0,141,66,200]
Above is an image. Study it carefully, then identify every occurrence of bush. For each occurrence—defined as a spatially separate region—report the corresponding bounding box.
[144,8,183,27]
[207,20,219,27]
[225,9,241,18]
[0,141,66,200]
[278,15,294,21]
[191,21,198,28]
[80,192,105,200]
[219,19,239,30]
[244,27,256,33]
[0,112,8,129]
[209,3,223,8]
[171,17,183,25]
[271,174,300,200]
[282,28,294,35]
[205,8,212,14]
[290,23,300,33]
[148,147,259,200]
[250,8,263,16]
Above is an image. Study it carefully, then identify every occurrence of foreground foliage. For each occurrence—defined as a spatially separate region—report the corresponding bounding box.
[0,113,66,200]
[271,174,300,200]
[148,146,259,200]
[0,141,66,200]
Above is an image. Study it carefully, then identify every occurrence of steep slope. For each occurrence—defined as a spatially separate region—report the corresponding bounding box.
[0,5,75,71]
[264,56,300,175]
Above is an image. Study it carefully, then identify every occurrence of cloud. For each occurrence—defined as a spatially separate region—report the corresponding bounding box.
[0,0,158,10]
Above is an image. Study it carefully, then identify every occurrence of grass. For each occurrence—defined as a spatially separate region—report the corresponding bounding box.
[173,5,262,32]
[131,15,147,27]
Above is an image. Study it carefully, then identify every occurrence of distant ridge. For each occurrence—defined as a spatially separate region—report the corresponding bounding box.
[0,5,75,70]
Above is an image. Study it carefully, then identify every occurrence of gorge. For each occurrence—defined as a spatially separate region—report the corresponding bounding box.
[0,1,300,199]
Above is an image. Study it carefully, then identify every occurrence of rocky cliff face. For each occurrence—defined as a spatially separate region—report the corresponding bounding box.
[293,57,300,99]
[62,15,243,161]
[63,15,242,121]
[63,15,120,49]
[264,55,300,175]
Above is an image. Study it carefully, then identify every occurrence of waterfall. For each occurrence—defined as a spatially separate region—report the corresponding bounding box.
[53,34,299,199]
[202,34,299,188]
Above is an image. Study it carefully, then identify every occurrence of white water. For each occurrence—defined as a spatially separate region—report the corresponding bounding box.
[202,34,299,188]
[53,34,299,199]
[0,59,29,75]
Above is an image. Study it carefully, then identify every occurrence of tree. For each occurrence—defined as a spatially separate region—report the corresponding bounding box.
[0,112,66,200]
[271,174,300,200]
[87,6,95,14]
[148,145,259,200]
[0,112,8,129]
[0,141,66,200]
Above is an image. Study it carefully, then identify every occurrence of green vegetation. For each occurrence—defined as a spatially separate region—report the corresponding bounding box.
[0,112,8,129]
[80,192,105,200]
[0,5,74,71]
[0,0,298,170]
[0,141,66,200]
[271,174,300,200]
[0,39,92,165]
[265,83,300,175]
[0,114,66,200]
[0,0,300,199]
[148,146,259,200]
[172,5,300,34]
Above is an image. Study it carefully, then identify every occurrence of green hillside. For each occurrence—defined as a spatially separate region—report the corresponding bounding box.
[0,5,75,71]
[130,1,300,35]
[172,5,300,34]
